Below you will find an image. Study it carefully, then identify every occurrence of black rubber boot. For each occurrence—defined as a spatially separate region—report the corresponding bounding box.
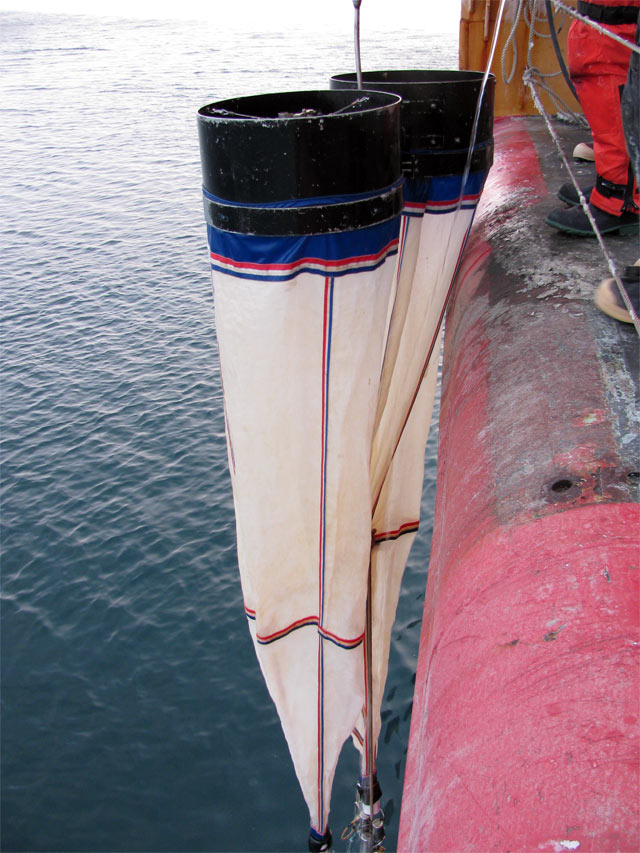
[545,202,639,236]
[557,182,594,206]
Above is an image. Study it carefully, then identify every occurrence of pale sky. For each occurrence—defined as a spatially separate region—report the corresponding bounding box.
[0,0,460,31]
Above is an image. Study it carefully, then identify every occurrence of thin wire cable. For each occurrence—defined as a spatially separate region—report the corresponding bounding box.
[456,0,507,219]
[354,11,373,842]
[526,65,588,124]
[353,0,363,89]
[524,68,640,336]
[360,561,374,853]
[525,0,587,125]
[524,2,639,333]
[525,0,588,125]
[370,0,509,518]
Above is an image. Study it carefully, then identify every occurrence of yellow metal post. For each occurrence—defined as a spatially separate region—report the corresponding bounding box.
[459,0,581,117]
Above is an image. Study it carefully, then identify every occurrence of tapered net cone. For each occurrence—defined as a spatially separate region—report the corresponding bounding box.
[199,90,404,834]
[331,70,494,765]
[198,76,493,837]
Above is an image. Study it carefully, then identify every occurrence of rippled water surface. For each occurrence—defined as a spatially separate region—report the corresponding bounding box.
[0,12,457,852]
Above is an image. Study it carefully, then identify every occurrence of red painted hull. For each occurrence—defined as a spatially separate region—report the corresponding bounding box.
[398,117,640,852]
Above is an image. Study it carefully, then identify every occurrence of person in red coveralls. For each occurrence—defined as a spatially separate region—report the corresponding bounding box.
[545,0,640,236]
[594,14,640,321]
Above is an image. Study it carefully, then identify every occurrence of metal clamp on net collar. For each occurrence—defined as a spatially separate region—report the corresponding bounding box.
[278,99,372,118]
[200,107,258,120]
[401,139,494,179]
[204,106,325,120]
[277,108,321,118]
[341,774,385,851]
[330,70,495,179]
[331,96,372,115]
[341,807,385,851]
[201,98,374,121]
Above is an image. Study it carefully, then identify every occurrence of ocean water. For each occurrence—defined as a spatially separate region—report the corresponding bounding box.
[0,12,457,852]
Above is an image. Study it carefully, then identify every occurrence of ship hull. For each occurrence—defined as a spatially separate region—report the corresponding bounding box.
[398,115,640,852]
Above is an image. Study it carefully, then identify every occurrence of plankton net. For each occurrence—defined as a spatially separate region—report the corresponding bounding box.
[197,75,494,850]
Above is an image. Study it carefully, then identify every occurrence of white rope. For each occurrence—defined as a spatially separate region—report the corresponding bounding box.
[499,0,638,114]
[524,68,640,336]
[500,0,587,124]
[526,64,589,124]
[551,0,640,53]
[525,0,588,125]
[501,0,526,83]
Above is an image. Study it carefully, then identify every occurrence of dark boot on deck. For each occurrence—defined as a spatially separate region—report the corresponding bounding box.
[557,182,594,206]
[545,203,640,236]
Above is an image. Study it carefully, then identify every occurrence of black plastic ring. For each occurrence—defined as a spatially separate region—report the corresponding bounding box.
[203,182,404,236]
[329,70,495,176]
[402,140,494,179]
[198,90,402,205]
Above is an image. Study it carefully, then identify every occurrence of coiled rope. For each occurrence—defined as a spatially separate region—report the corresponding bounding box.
[501,0,526,83]
[502,0,588,124]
